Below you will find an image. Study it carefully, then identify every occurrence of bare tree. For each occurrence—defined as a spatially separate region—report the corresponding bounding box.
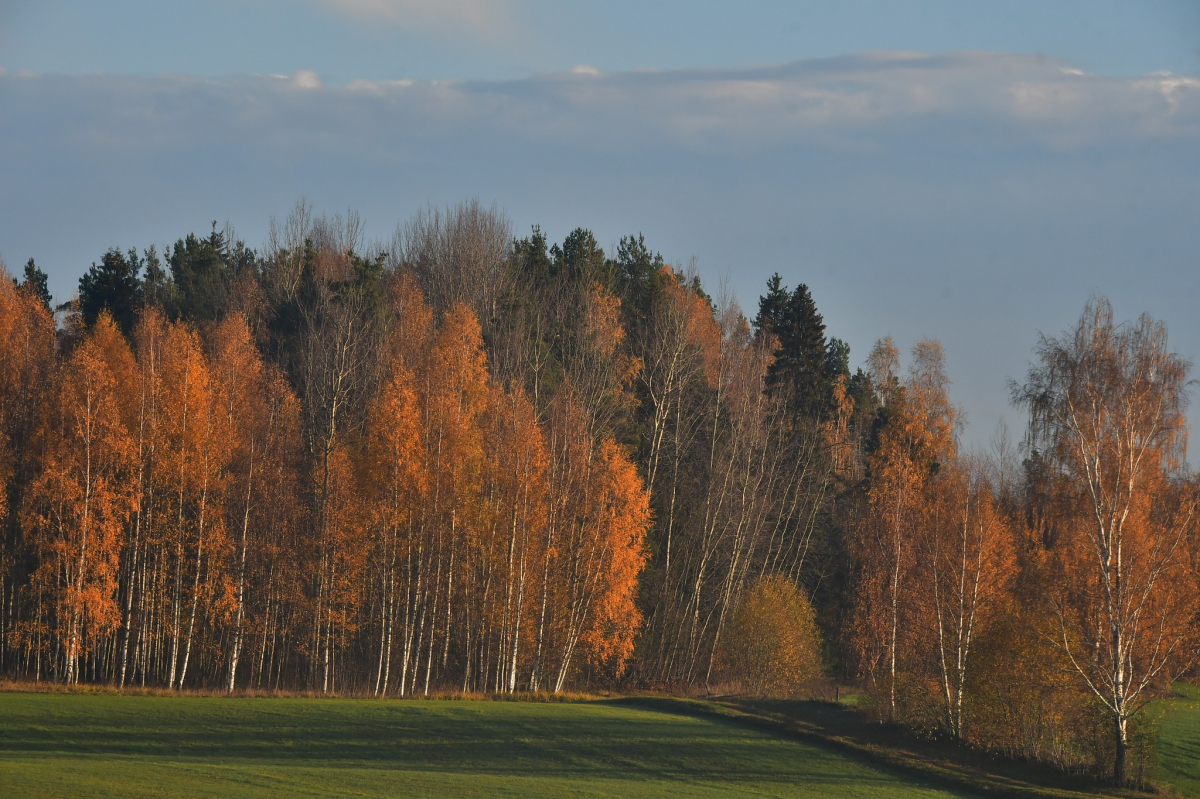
[394,200,513,329]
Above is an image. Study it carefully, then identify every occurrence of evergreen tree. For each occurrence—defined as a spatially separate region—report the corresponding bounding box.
[753,273,788,339]
[615,233,662,288]
[141,245,175,312]
[825,337,851,380]
[614,233,665,331]
[755,276,831,416]
[552,228,609,285]
[169,224,232,323]
[18,258,52,310]
[78,248,143,334]
[513,225,554,285]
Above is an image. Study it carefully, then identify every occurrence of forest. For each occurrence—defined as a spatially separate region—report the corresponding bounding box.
[2,200,1198,786]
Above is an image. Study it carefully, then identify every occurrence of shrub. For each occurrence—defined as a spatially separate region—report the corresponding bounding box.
[715,575,824,697]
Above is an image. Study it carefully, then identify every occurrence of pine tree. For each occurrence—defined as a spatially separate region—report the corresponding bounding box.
[169,227,231,323]
[614,233,664,330]
[141,246,174,312]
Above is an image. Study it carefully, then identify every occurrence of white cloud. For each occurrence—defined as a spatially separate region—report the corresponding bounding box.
[337,51,1198,152]
[3,52,1198,160]
[291,70,322,89]
[4,53,1200,462]
[315,0,514,40]
[1137,73,1200,114]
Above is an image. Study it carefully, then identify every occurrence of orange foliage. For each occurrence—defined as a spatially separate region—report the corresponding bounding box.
[1015,299,1200,783]
[714,574,824,697]
[851,338,957,717]
[578,436,651,670]
[1,265,652,697]
[914,458,1017,737]
[0,275,56,603]
[25,314,138,683]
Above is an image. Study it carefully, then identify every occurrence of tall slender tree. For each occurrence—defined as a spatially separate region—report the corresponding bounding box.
[1014,297,1200,785]
[25,314,137,683]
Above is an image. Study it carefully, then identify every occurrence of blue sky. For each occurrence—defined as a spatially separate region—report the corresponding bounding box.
[2,1,1198,80]
[1,1,1199,451]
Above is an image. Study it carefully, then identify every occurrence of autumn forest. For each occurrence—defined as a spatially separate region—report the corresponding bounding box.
[2,201,1198,785]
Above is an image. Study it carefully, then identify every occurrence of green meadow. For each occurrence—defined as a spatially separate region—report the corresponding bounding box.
[11,689,1193,797]
[1155,684,1200,797]
[0,692,972,798]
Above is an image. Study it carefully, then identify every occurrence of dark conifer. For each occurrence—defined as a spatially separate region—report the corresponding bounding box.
[169,224,232,323]
[78,247,143,334]
[755,276,832,416]
[18,258,52,310]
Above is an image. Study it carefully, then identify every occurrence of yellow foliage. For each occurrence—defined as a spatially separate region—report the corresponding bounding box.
[715,575,824,698]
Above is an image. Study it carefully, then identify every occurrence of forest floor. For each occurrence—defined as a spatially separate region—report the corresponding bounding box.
[0,689,1169,798]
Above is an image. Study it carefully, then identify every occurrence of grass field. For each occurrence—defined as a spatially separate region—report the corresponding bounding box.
[0,692,981,798]
[1155,684,1200,797]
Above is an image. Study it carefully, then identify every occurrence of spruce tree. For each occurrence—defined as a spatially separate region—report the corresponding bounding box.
[18,258,52,310]
[753,273,788,338]
[78,247,143,334]
[755,276,831,416]
[169,225,231,323]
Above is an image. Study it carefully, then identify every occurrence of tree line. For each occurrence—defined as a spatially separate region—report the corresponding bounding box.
[2,200,1198,785]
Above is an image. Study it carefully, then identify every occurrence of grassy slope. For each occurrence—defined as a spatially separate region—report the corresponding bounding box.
[0,692,974,798]
[637,698,1123,799]
[1155,684,1200,797]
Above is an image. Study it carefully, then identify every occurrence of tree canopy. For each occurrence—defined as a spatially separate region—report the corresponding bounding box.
[0,205,1194,788]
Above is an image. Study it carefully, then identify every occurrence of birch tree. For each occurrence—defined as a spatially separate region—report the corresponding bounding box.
[25,314,137,684]
[851,339,956,718]
[1014,296,1200,785]
[919,456,1016,738]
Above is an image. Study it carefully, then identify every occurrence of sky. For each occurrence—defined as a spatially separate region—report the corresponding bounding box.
[1,1,1199,453]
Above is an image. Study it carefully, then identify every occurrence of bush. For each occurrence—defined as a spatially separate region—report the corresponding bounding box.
[715,575,824,697]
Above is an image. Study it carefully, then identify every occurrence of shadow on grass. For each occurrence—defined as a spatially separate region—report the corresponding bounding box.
[0,693,932,791]
[615,696,1132,799]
